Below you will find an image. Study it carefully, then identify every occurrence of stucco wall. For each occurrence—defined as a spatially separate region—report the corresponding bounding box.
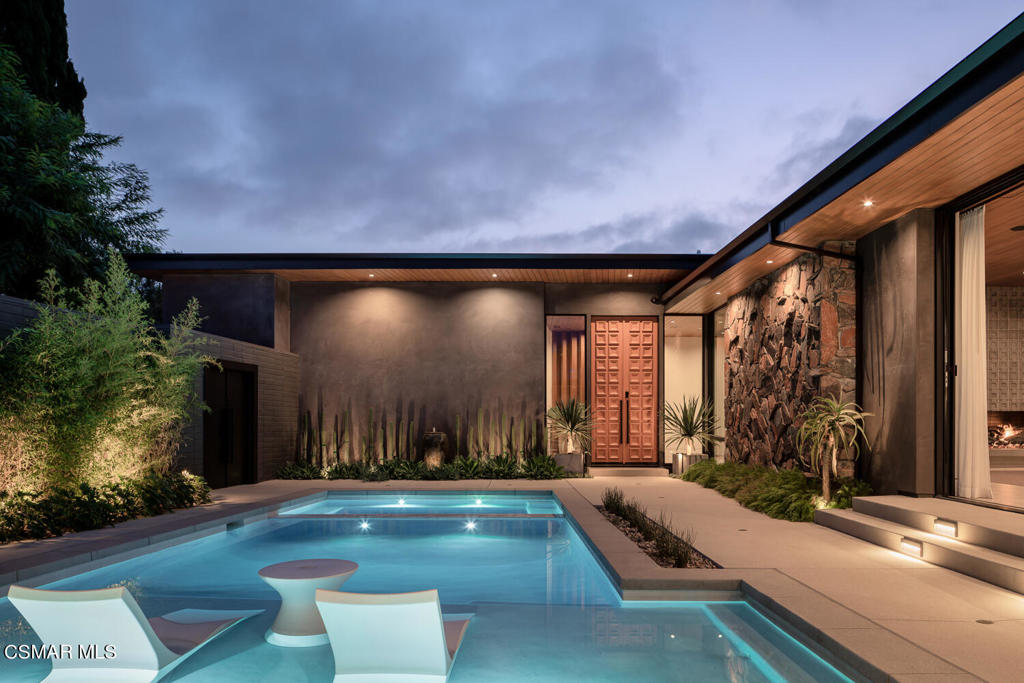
[290,282,546,461]
[858,209,936,495]
[721,242,857,470]
[163,273,290,350]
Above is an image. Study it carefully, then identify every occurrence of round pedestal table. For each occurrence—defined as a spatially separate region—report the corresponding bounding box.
[258,558,358,647]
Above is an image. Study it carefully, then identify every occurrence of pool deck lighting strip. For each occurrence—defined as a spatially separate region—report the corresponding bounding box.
[933,518,958,537]
[900,537,924,557]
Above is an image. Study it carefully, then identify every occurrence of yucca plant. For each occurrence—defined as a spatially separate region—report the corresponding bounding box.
[546,399,593,454]
[796,397,870,503]
[662,396,722,456]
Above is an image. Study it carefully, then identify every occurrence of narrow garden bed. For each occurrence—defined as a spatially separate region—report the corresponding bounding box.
[600,487,717,569]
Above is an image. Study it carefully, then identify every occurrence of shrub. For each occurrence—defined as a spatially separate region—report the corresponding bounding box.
[521,455,565,480]
[481,455,521,479]
[0,471,210,544]
[680,460,871,522]
[277,462,324,480]
[0,253,210,493]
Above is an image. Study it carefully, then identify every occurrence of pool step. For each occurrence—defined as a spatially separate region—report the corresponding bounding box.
[589,467,669,478]
[815,507,1024,594]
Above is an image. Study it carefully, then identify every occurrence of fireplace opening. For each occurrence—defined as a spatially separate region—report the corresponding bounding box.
[989,411,1024,449]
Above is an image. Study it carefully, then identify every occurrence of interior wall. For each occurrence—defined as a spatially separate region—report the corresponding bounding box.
[858,208,936,495]
[987,286,1024,411]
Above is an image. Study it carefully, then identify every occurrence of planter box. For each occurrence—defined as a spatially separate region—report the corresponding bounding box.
[671,452,710,474]
[553,452,584,474]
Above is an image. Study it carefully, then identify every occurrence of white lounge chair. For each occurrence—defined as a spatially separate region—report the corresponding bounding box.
[7,585,263,682]
[315,588,472,682]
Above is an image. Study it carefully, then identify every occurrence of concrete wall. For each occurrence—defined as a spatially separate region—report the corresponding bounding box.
[858,208,936,495]
[163,273,291,351]
[178,331,300,480]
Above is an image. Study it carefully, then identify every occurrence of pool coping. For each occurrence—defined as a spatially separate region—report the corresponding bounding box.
[0,480,968,682]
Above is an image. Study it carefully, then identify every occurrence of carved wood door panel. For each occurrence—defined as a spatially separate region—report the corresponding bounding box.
[590,317,659,464]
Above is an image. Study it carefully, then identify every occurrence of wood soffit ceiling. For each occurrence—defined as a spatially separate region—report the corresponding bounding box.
[668,70,1024,313]
[142,267,690,284]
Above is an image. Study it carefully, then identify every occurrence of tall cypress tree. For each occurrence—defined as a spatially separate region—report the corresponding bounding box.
[0,0,86,118]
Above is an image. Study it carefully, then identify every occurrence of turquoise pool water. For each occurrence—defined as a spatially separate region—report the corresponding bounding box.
[279,491,563,516]
[0,496,851,682]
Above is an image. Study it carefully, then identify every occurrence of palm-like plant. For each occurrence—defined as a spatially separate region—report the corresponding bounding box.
[546,398,593,454]
[663,396,723,456]
[796,397,871,503]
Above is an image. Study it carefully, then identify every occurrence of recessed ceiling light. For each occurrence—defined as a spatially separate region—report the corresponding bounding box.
[715,291,722,295]
[627,273,633,278]
[492,273,498,278]
[766,260,774,264]
[862,199,874,207]
[368,273,374,278]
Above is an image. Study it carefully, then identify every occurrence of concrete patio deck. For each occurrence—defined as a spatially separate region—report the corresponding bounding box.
[2,476,1019,681]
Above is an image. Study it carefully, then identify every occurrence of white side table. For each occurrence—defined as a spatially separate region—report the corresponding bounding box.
[258,558,359,647]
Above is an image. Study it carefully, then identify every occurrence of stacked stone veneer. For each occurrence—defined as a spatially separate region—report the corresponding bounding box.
[722,242,856,470]
[987,286,1024,411]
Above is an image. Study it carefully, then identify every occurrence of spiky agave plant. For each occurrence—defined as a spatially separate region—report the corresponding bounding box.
[546,399,594,454]
[662,396,722,456]
[796,397,870,504]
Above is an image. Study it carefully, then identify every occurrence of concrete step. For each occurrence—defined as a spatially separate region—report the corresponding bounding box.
[852,495,1024,558]
[589,467,669,478]
[816,508,1024,594]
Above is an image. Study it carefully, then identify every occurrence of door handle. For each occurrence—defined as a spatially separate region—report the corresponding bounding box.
[625,392,630,445]
[618,400,624,443]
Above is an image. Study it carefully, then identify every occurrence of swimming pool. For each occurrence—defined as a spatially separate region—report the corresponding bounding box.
[0,493,851,682]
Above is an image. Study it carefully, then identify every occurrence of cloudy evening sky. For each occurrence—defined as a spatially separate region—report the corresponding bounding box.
[66,1,1023,255]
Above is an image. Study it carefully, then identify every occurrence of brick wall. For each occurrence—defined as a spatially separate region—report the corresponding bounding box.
[178,332,300,480]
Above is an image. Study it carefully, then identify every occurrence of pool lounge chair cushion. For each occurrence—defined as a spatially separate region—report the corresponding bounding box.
[315,588,473,682]
[7,585,262,683]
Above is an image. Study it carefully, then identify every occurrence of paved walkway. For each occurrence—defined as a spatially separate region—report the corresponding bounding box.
[569,476,1024,683]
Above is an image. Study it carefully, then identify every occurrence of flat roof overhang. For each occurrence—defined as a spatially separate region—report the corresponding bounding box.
[664,12,1024,314]
[124,252,710,285]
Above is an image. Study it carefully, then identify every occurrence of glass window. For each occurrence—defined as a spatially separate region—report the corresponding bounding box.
[664,315,703,461]
[546,315,586,452]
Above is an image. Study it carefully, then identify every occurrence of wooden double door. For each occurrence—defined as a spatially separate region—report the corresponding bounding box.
[590,317,659,463]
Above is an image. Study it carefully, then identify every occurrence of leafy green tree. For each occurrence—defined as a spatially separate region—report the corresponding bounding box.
[0,0,86,117]
[0,46,166,300]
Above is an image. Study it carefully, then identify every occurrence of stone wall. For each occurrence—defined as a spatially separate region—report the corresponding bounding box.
[723,242,856,470]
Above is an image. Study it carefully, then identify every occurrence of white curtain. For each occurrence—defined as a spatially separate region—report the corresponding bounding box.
[955,205,992,499]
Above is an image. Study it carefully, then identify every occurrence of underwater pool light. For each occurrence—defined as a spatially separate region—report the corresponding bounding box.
[475,498,483,506]
[465,521,477,531]
[359,521,370,531]
[398,498,406,506]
